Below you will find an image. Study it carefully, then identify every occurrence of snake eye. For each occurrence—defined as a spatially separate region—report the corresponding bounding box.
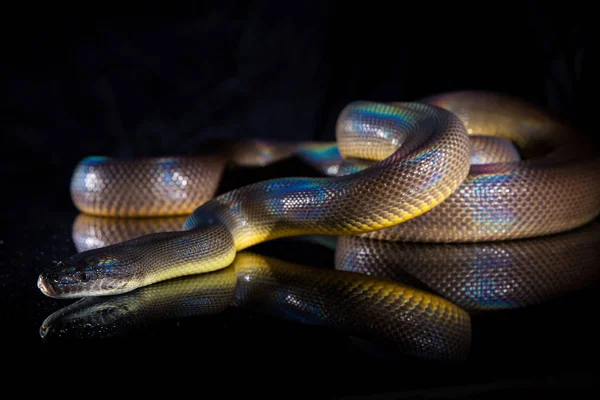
[80,272,88,282]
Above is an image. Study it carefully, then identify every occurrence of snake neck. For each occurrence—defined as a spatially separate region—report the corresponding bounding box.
[184,102,471,251]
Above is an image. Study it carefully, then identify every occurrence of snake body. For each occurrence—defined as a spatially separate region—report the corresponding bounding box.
[37,91,600,299]
[70,215,600,311]
[363,92,600,242]
[70,140,303,217]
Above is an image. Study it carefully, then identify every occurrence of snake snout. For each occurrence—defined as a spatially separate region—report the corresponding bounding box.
[37,273,57,298]
[37,262,79,299]
[38,248,139,298]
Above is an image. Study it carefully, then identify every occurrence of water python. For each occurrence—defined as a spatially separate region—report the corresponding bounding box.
[37,91,600,302]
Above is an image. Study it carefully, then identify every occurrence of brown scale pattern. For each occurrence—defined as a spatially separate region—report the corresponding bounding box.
[70,156,226,217]
[469,136,521,164]
[72,214,188,253]
[336,223,600,311]
[232,253,471,361]
[362,92,600,242]
[69,140,304,218]
[186,102,471,250]
[364,155,600,242]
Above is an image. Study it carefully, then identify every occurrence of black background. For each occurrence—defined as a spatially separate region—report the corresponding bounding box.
[1,2,597,397]
[2,2,594,211]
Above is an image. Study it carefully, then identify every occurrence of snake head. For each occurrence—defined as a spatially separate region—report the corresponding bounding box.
[38,247,141,299]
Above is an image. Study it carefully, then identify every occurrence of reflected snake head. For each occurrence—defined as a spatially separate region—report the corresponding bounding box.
[38,246,141,299]
[40,296,142,341]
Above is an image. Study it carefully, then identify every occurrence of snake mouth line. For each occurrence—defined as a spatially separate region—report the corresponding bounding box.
[37,274,57,298]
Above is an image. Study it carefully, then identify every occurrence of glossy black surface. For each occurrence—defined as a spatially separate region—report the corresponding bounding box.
[2,160,599,396]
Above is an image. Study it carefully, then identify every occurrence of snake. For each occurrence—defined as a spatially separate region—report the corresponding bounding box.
[37,91,600,300]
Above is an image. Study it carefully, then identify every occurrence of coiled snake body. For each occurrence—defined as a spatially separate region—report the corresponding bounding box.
[38,91,600,301]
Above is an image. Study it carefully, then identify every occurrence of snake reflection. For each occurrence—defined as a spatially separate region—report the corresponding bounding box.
[41,250,471,361]
[39,215,600,360]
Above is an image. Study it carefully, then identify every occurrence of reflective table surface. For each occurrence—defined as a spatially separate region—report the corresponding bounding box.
[3,160,599,397]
